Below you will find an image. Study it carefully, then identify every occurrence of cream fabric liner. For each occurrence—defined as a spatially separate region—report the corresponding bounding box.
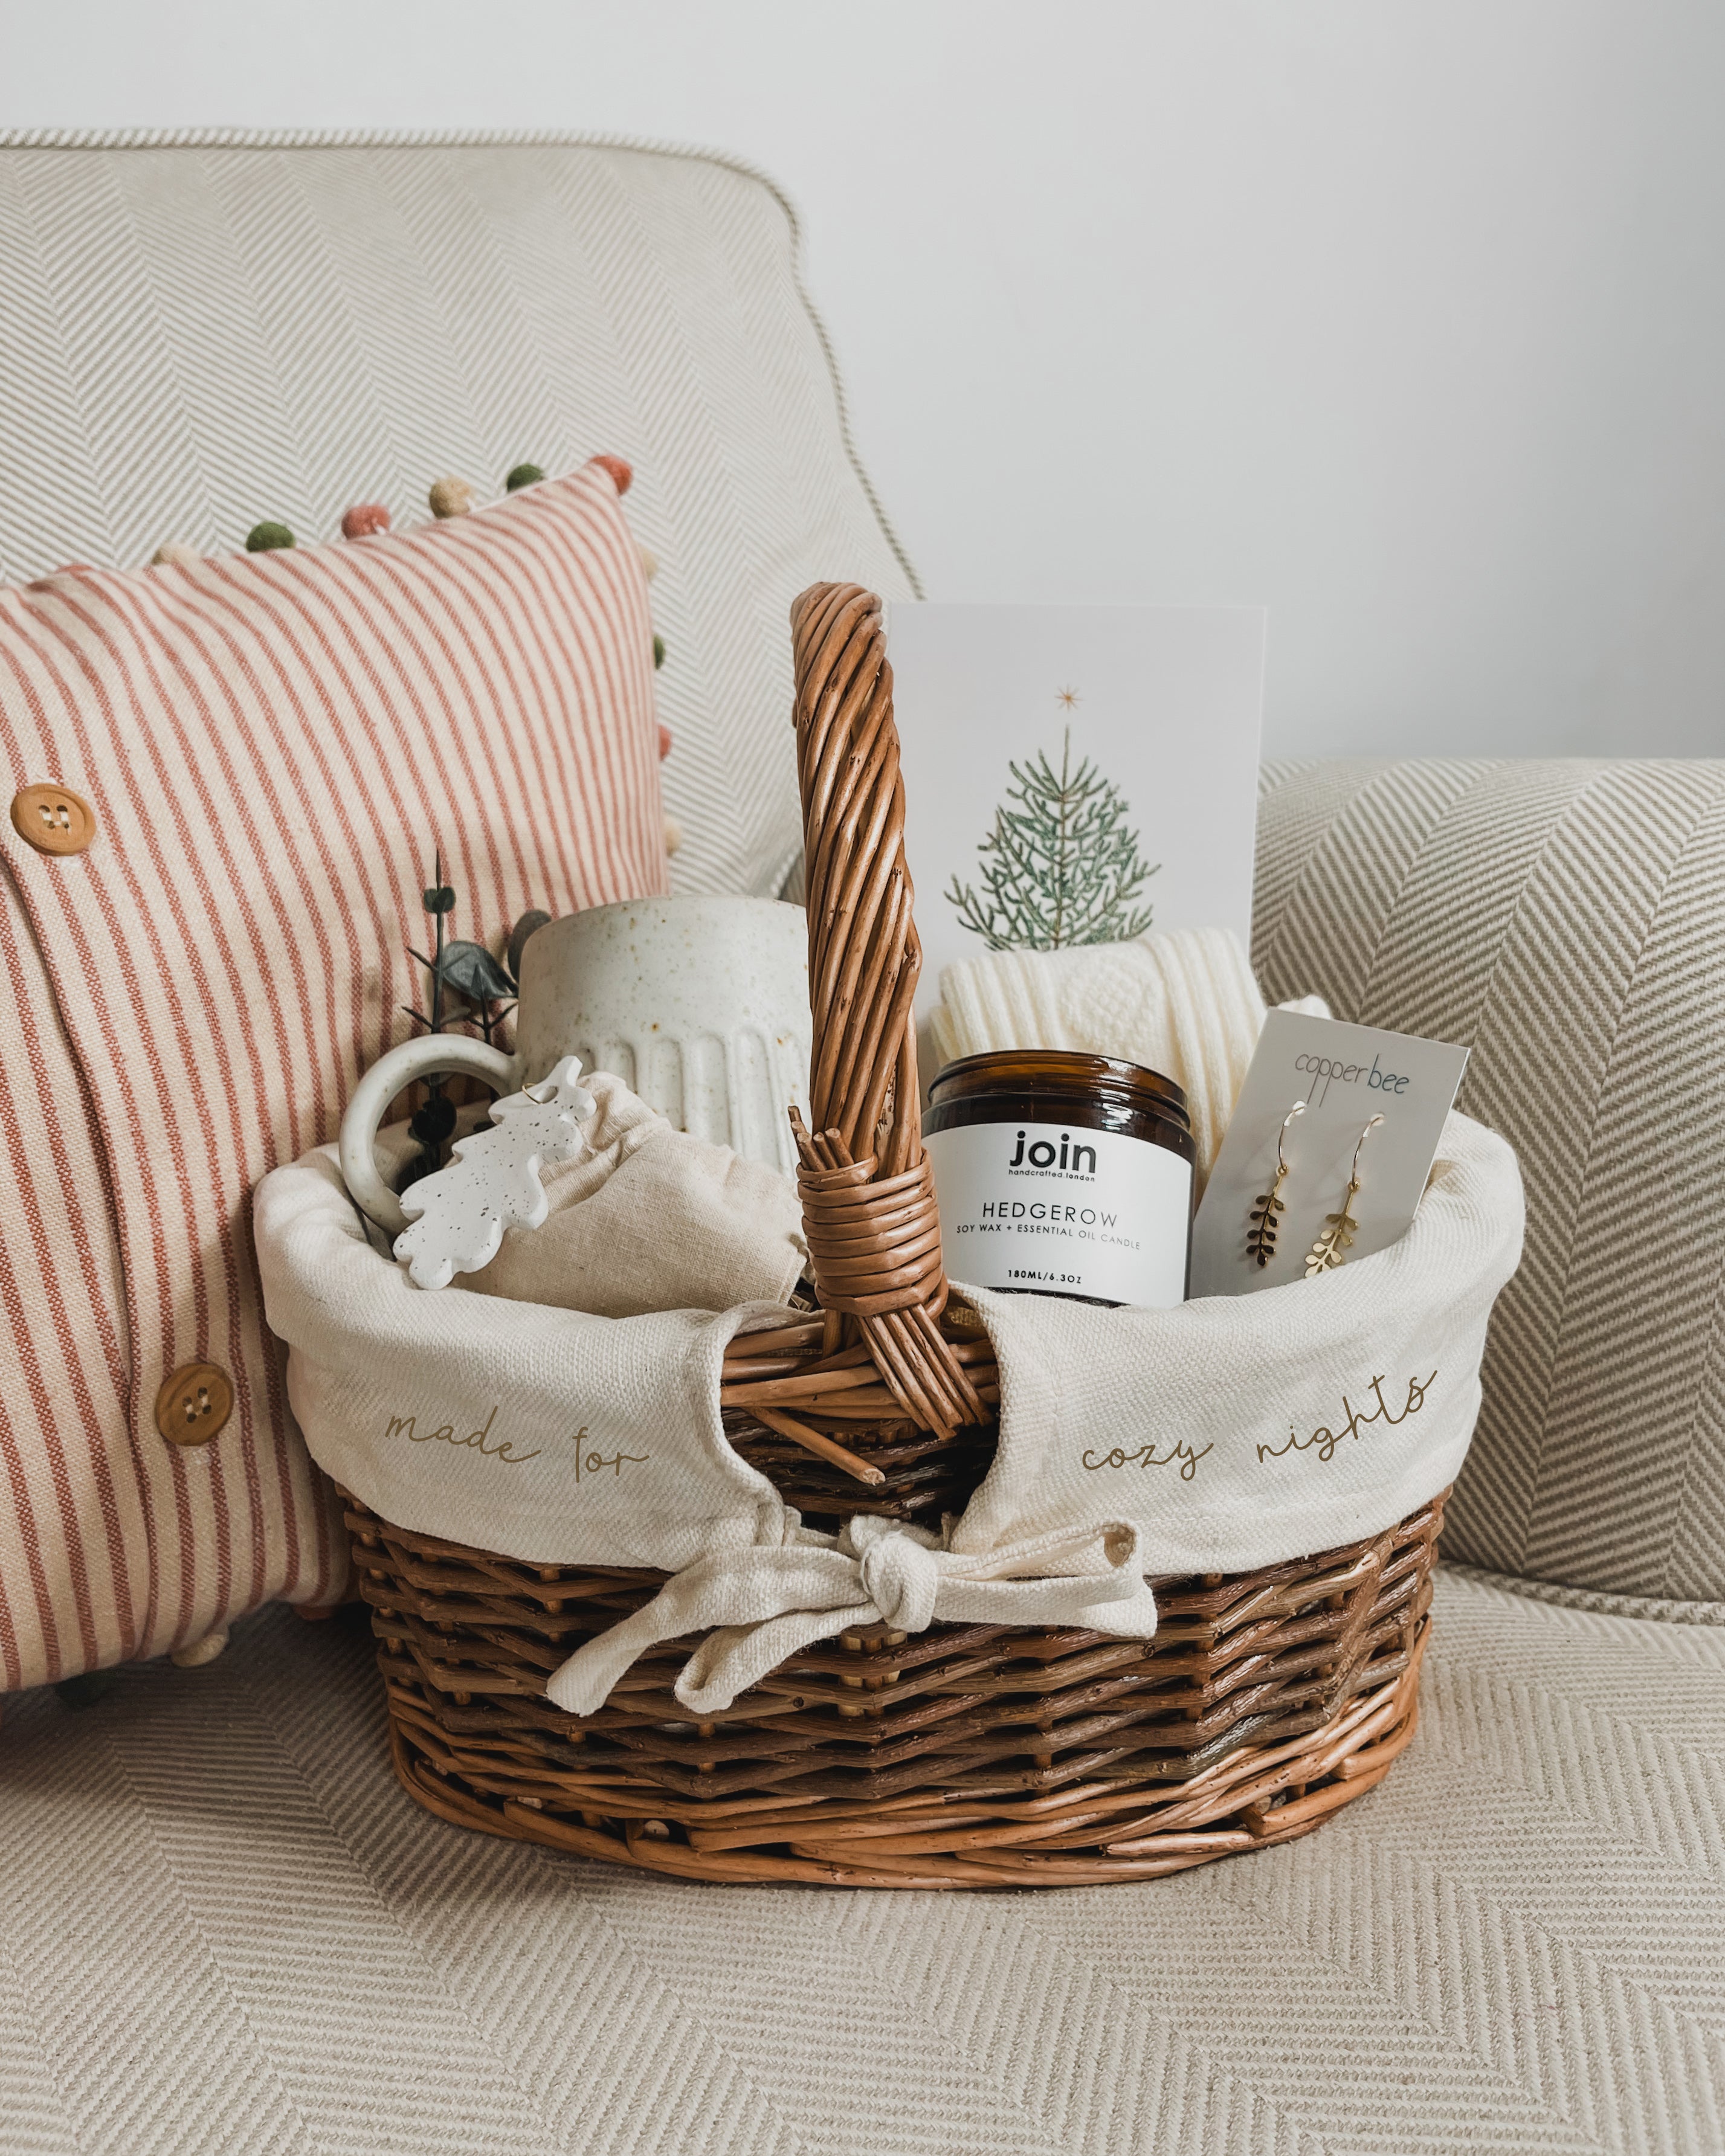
[2,1576,1720,2155]
[256,1110,1518,1716]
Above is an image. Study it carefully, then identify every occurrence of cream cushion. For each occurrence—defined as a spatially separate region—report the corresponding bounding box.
[1,1575,1717,2154]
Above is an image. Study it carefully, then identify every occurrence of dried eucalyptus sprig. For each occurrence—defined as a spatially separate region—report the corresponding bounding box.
[397,852,538,1186]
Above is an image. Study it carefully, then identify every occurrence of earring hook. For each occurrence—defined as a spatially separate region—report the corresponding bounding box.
[1351,1113,1385,1182]
[1277,1100,1307,1177]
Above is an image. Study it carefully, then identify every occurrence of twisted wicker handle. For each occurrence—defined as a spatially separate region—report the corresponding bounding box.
[786,584,984,1437]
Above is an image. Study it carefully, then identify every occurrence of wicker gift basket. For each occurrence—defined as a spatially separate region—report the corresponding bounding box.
[345,582,1440,1888]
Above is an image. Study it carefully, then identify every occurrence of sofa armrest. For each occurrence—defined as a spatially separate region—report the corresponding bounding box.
[1254,756,1725,1606]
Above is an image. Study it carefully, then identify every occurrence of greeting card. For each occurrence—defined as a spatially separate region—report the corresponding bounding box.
[888,603,1265,1022]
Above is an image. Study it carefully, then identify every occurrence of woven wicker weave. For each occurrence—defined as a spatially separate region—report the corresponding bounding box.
[351,1490,1439,1885]
[348,582,1442,1885]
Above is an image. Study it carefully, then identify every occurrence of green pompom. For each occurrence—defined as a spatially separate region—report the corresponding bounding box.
[245,521,296,553]
[653,633,666,671]
[506,463,546,492]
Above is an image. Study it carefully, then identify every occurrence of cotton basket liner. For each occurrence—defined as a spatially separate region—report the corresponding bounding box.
[255,1107,1521,1713]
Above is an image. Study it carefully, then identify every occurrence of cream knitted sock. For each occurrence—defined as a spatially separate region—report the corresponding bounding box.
[927,927,1323,1185]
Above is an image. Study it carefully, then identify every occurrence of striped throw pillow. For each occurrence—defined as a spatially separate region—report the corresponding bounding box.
[0,461,666,1687]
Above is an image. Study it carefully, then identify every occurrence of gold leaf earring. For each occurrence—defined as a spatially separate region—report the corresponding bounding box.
[1246,1101,1307,1267]
[1306,1114,1385,1276]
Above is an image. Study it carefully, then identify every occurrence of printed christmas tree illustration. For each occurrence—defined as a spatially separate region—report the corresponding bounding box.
[946,716,1159,950]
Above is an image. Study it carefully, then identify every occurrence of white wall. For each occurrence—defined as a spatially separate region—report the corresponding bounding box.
[4,0,1721,758]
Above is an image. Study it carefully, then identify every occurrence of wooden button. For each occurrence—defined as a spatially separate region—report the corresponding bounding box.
[154,1362,234,1447]
[10,782,96,857]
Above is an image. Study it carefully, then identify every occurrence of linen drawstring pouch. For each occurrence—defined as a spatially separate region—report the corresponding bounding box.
[459,1072,807,1318]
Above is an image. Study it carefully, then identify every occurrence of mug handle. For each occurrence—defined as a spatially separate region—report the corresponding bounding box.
[338,1034,524,1237]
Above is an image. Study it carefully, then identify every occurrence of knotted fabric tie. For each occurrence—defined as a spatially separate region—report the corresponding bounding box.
[545,1513,1159,1717]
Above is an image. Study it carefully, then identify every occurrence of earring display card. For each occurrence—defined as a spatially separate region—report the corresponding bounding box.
[1191,1010,1470,1298]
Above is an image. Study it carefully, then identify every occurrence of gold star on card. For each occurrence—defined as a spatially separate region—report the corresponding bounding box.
[1056,686,1079,710]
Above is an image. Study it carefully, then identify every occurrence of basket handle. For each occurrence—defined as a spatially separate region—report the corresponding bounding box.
[787,584,984,1438]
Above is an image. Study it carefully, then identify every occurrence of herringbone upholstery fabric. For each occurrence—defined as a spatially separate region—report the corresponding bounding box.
[0,129,918,899]
[1254,759,1725,1604]
[1,1579,1719,2155]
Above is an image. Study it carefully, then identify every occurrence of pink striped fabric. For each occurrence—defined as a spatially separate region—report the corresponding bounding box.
[0,463,666,1686]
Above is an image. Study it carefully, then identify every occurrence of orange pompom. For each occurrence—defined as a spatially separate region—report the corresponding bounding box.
[657,722,672,760]
[590,453,633,496]
[341,502,391,539]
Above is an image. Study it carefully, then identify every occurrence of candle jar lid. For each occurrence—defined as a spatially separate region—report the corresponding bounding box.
[927,1049,1191,1138]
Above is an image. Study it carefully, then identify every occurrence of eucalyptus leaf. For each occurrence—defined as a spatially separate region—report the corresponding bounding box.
[409,1093,459,1147]
[507,909,551,982]
[436,939,516,1004]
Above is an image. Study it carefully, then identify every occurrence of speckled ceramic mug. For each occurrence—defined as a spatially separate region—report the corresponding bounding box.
[340,896,811,1234]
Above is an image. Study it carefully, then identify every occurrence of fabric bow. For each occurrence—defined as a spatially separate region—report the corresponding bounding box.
[545,1513,1160,1716]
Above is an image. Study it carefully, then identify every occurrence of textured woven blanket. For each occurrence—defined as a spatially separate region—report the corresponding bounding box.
[6,1577,1718,2156]
[927,925,1303,1178]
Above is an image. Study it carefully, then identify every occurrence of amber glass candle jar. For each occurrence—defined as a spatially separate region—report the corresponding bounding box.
[922,1050,1195,1308]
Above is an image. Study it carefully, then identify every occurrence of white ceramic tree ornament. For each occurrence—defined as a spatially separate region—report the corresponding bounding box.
[393,1055,595,1290]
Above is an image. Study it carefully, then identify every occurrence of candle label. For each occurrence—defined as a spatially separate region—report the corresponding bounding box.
[926,1119,1191,1308]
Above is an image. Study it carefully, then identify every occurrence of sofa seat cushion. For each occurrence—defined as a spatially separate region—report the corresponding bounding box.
[0,465,665,1687]
[1,1571,1717,2154]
